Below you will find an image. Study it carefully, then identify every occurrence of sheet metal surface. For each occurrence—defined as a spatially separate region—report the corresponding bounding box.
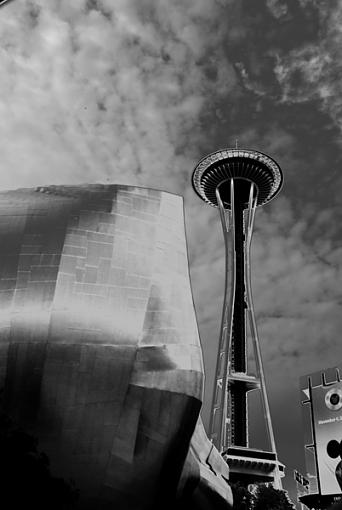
[0,185,232,509]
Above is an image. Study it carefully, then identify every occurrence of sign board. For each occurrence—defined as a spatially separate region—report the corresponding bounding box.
[294,470,310,489]
[311,381,342,495]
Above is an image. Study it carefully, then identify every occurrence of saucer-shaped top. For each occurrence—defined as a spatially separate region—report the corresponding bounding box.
[192,148,283,208]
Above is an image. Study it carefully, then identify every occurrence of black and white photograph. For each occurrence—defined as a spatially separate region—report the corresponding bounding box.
[0,1,342,509]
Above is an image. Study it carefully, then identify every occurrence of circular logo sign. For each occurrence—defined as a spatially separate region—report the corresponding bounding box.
[325,388,342,411]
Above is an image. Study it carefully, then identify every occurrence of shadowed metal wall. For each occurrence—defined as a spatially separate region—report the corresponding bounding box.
[0,185,232,510]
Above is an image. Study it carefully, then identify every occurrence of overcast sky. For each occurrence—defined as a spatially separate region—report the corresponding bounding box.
[1,0,342,504]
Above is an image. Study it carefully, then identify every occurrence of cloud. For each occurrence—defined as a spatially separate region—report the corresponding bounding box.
[0,0,236,191]
[272,1,342,134]
[266,0,289,19]
[253,200,342,369]
[234,61,268,97]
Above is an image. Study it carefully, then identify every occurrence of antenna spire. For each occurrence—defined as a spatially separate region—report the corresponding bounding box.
[235,139,238,149]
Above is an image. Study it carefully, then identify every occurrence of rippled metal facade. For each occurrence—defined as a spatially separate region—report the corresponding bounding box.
[0,185,232,509]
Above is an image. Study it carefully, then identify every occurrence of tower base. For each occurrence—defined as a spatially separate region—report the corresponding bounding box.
[223,447,285,487]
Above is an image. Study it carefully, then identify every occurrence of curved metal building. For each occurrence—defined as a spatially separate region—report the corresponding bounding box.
[0,185,232,509]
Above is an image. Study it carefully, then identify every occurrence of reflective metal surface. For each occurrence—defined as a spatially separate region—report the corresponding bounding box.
[0,185,232,509]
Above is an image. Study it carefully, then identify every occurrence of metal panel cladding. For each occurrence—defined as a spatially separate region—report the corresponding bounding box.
[0,185,232,509]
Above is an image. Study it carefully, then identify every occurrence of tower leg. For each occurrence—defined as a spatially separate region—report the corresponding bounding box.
[245,183,282,489]
[209,181,235,451]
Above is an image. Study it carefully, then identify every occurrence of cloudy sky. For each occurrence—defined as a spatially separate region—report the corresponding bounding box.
[1,0,342,504]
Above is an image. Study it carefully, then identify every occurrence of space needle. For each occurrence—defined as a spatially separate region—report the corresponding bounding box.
[192,148,285,487]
